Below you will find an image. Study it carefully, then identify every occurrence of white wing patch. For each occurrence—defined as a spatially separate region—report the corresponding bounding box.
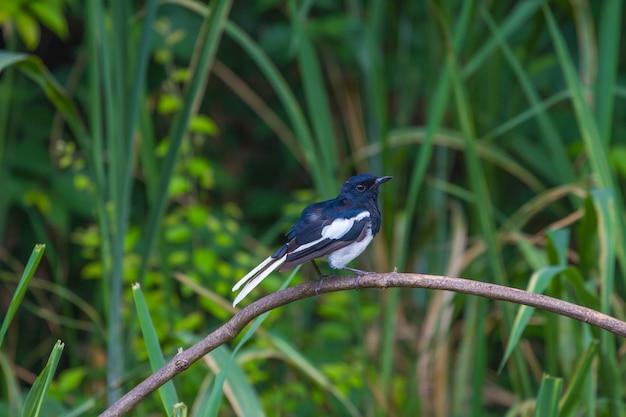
[328,226,373,269]
[292,211,370,254]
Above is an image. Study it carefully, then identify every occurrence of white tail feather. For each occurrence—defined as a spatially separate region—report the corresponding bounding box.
[232,256,275,292]
[232,255,287,306]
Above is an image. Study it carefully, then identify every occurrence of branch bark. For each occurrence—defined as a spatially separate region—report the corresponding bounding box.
[100,272,626,416]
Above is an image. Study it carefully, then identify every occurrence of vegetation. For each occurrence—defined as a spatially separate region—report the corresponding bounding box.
[1,0,625,416]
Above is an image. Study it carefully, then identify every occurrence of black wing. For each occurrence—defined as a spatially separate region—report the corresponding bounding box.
[280,213,369,270]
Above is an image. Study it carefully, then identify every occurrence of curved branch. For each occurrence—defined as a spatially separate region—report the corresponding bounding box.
[100,272,626,416]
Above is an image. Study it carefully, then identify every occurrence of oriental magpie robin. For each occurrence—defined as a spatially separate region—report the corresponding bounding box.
[232,174,392,306]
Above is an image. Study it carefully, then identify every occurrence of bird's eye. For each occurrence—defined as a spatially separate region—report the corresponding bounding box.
[356,184,366,192]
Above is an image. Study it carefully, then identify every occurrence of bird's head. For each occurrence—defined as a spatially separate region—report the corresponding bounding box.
[339,174,392,201]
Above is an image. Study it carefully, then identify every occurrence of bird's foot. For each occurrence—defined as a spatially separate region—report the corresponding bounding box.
[315,274,334,295]
[342,267,374,289]
[343,266,371,275]
[315,277,323,295]
[312,260,334,295]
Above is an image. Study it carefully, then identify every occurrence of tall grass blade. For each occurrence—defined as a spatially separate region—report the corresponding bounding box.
[0,51,88,143]
[544,229,568,374]
[21,340,65,417]
[137,0,232,282]
[222,21,326,192]
[368,128,545,192]
[0,352,23,415]
[590,190,616,314]
[590,188,622,416]
[203,267,298,417]
[120,0,158,223]
[132,283,179,416]
[543,4,626,281]
[444,7,517,394]
[498,266,566,373]
[290,8,337,184]
[398,0,473,269]
[0,244,45,348]
[593,1,621,146]
[93,0,126,401]
[471,300,488,416]
[541,5,614,192]
[545,228,569,267]
[268,334,360,417]
[85,0,122,402]
[451,296,482,416]
[167,0,329,192]
[445,2,534,397]
[201,346,265,417]
[558,339,598,417]
[480,6,573,184]
[533,375,562,417]
[358,0,388,175]
[463,0,542,77]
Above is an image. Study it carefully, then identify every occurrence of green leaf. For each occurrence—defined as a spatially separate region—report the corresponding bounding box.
[219,20,325,192]
[542,4,613,190]
[0,50,86,140]
[56,368,88,393]
[188,157,215,189]
[533,374,562,417]
[544,3,626,293]
[0,350,23,415]
[292,19,337,192]
[0,50,28,70]
[132,283,179,416]
[559,268,599,311]
[268,334,360,417]
[136,0,233,288]
[158,95,183,114]
[498,266,566,373]
[589,188,622,415]
[200,346,265,417]
[591,189,617,313]
[609,145,626,179]
[21,340,65,417]
[15,11,40,50]
[559,340,598,417]
[189,115,218,136]
[576,196,598,277]
[0,244,46,349]
[29,1,68,38]
[203,266,300,417]
[545,228,569,266]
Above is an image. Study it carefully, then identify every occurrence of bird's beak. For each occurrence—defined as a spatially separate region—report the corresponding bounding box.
[375,176,393,186]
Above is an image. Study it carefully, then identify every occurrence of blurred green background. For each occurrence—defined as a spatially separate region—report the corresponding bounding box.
[1,0,626,416]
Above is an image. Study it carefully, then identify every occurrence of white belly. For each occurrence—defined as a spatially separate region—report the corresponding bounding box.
[327,227,374,269]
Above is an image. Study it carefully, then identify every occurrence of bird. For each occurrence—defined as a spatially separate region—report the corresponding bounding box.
[232,174,392,306]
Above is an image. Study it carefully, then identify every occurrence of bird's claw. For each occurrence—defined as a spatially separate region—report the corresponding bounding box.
[315,278,323,295]
[315,273,334,295]
[353,271,375,289]
[340,267,374,289]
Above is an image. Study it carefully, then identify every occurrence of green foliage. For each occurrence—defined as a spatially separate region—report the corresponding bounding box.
[133,283,179,416]
[533,375,562,417]
[1,1,626,416]
[21,340,65,417]
[0,244,45,348]
[0,0,69,50]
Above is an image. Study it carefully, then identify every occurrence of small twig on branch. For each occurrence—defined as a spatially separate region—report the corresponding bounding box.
[100,272,626,416]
